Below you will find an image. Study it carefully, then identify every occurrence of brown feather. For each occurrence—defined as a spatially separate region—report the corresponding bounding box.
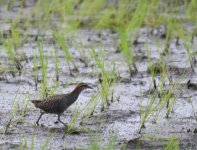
[31,83,92,114]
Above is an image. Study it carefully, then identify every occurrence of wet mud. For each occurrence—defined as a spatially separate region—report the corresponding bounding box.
[0,0,197,149]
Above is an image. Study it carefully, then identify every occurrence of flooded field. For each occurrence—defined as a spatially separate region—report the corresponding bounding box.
[0,0,197,149]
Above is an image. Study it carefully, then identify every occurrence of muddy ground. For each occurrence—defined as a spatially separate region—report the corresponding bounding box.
[0,1,197,149]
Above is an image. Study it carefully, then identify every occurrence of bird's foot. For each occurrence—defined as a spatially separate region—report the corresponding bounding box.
[36,122,45,127]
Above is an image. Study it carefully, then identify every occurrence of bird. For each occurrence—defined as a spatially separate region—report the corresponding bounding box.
[31,83,93,126]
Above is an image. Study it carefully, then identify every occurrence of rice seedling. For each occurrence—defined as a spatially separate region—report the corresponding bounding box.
[20,0,25,8]
[32,53,39,86]
[75,41,89,67]
[10,92,31,121]
[19,134,35,150]
[139,88,159,133]
[31,0,78,31]
[146,40,173,87]
[53,31,77,76]
[0,63,7,80]
[5,90,31,134]
[31,0,55,29]
[19,132,54,150]
[33,51,39,90]
[159,89,177,119]
[161,19,173,56]
[1,26,28,76]
[65,102,92,134]
[87,130,117,150]
[146,45,156,82]
[81,93,101,120]
[115,0,160,79]
[2,33,22,76]
[99,64,117,111]
[141,66,172,128]
[40,133,54,150]
[19,135,28,150]
[141,134,180,150]
[52,47,60,82]
[165,136,179,150]
[117,28,137,79]
[182,33,195,72]
[33,44,53,98]
[187,98,197,122]
[144,46,179,123]
[161,16,189,56]
[38,40,49,98]
[151,78,178,121]
[96,0,150,29]
[7,0,14,10]
[185,0,197,22]
[5,85,21,134]
[78,0,105,17]
[10,25,21,49]
[104,134,117,150]
[91,48,117,111]
[66,107,81,134]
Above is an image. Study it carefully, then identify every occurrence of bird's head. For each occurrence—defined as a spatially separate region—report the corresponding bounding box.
[76,83,93,90]
[72,83,93,94]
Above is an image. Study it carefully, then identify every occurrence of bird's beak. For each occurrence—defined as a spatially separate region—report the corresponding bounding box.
[87,85,93,89]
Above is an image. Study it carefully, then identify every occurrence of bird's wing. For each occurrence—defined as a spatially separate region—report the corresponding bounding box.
[37,94,66,111]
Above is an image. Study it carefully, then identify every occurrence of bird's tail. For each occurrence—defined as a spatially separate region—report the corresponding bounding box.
[31,100,41,108]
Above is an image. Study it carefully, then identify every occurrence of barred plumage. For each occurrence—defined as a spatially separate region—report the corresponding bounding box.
[31,83,93,126]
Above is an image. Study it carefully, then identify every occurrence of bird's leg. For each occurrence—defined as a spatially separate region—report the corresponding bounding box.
[57,114,67,126]
[36,112,45,126]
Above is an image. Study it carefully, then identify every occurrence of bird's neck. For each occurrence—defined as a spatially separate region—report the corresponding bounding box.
[69,87,83,101]
[61,89,83,108]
